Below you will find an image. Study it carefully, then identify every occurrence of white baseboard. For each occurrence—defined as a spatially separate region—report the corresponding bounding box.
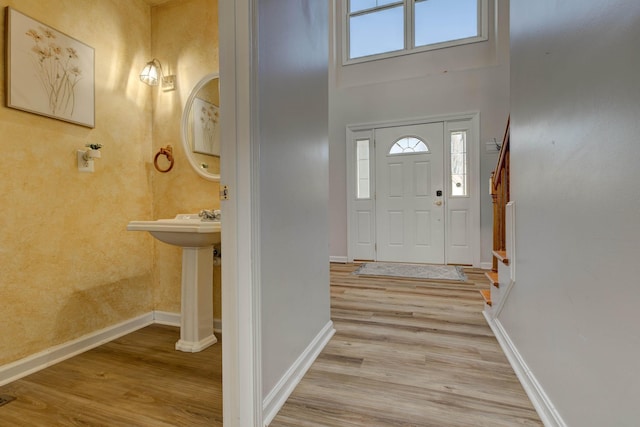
[329,256,349,263]
[263,320,336,426]
[0,310,223,388]
[154,311,222,334]
[153,310,181,327]
[483,313,567,427]
[0,312,154,387]
[479,261,493,270]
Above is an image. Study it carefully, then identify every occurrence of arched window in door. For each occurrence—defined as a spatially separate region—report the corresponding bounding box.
[389,136,429,155]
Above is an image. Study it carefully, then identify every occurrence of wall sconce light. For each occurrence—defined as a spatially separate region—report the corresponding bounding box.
[140,58,176,91]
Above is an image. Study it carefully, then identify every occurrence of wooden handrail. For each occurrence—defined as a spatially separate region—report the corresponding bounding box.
[490,117,510,272]
[492,116,510,192]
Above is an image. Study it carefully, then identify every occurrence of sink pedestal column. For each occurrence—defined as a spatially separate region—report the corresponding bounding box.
[175,246,217,352]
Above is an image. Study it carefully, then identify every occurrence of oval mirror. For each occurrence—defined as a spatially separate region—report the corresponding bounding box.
[181,73,220,181]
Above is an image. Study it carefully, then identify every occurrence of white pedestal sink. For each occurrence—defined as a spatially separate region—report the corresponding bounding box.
[127,214,220,352]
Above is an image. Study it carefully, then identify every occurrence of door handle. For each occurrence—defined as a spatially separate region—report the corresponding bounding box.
[434,200,443,206]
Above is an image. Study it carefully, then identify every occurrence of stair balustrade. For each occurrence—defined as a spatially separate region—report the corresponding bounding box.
[483,117,510,307]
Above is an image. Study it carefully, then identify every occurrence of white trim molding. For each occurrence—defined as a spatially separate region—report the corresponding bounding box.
[329,255,349,264]
[345,112,482,267]
[0,311,224,388]
[484,314,568,427]
[0,313,154,387]
[153,310,181,327]
[219,0,263,425]
[262,321,336,426]
[147,311,222,333]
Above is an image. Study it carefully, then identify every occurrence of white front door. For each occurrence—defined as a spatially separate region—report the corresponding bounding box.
[375,123,445,263]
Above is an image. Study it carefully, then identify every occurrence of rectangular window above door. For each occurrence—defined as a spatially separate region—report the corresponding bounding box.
[345,0,488,64]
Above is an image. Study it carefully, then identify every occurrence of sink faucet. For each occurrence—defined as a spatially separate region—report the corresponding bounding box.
[199,209,221,221]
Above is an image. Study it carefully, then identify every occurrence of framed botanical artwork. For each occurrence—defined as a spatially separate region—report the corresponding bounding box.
[5,7,95,128]
[192,97,220,156]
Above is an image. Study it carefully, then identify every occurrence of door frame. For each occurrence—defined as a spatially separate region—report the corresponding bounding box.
[346,112,481,267]
[220,0,263,425]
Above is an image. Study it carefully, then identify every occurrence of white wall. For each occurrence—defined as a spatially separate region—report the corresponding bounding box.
[257,0,331,397]
[329,0,510,265]
[505,1,640,425]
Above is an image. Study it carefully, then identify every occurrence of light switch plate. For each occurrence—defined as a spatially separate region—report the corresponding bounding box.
[162,75,176,92]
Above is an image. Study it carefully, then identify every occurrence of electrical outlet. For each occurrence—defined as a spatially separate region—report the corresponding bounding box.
[77,150,94,172]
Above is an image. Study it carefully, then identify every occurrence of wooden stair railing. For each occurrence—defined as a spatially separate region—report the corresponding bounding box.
[483,117,510,303]
[490,117,510,269]
[480,289,492,306]
[485,271,499,288]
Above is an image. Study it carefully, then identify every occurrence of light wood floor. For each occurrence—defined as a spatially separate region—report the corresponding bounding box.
[0,264,541,426]
[270,263,542,426]
[0,325,223,426]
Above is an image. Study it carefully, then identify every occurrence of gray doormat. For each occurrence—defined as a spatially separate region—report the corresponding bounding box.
[353,262,468,282]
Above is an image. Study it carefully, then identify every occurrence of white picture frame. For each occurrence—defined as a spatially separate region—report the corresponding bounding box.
[6,7,95,128]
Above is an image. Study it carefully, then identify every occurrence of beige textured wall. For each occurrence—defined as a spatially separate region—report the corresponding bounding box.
[0,0,220,367]
[0,0,154,365]
[150,0,220,316]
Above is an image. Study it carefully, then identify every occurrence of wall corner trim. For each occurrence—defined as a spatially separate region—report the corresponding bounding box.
[483,313,568,427]
[262,320,336,426]
[153,310,181,327]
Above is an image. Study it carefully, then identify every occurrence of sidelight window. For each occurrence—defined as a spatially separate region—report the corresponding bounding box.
[450,130,467,196]
[356,138,371,199]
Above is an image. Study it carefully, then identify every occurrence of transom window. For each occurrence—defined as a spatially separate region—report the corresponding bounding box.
[346,0,486,63]
[389,136,429,154]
